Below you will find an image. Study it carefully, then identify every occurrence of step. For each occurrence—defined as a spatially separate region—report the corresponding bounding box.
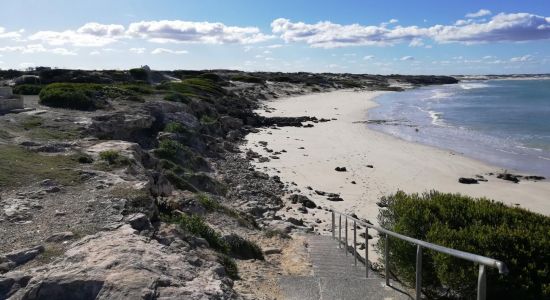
[279,276,412,300]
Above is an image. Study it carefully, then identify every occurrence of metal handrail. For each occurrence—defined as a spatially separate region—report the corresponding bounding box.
[330,209,508,300]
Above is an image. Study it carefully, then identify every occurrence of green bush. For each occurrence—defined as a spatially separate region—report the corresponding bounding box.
[218,254,239,279]
[129,68,148,81]
[197,193,221,211]
[154,140,207,171]
[164,92,190,103]
[200,115,218,125]
[223,234,264,260]
[158,77,225,99]
[39,83,104,110]
[376,191,550,300]
[196,193,258,228]
[230,75,264,84]
[98,150,130,167]
[177,214,229,253]
[164,171,198,192]
[13,84,43,95]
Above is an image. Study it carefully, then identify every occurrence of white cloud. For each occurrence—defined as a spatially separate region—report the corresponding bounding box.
[29,22,125,47]
[0,27,22,40]
[151,48,188,55]
[77,23,125,36]
[129,47,146,54]
[271,12,550,48]
[50,48,77,55]
[0,44,76,55]
[363,55,375,60]
[389,19,399,24]
[89,50,101,55]
[266,44,283,48]
[400,56,415,61]
[271,18,430,48]
[510,54,533,62]
[127,20,272,44]
[466,9,492,18]
[409,38,424,47]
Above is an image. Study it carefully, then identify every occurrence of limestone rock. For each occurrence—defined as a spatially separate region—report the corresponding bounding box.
[2,225,236,299]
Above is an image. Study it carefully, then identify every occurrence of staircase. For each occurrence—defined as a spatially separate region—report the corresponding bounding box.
[279,235,412,300]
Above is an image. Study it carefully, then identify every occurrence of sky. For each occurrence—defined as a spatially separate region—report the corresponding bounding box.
[1,0,550,75]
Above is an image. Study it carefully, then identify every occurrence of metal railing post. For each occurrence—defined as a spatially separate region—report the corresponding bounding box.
[477,265,486,300]
[345,216,348,256]
[385,234,390,286]
[338,214,342,248]
[331,211,335,239]
[416,245,423,300]
[365,227,369,278]
[353,220,357,266]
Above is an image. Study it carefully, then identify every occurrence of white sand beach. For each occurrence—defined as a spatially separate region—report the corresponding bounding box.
[244,90,550,236]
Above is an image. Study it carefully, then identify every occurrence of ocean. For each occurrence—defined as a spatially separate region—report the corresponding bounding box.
[368,79,550,177]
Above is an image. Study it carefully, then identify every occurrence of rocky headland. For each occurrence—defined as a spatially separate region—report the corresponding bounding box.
[0,67,458,299]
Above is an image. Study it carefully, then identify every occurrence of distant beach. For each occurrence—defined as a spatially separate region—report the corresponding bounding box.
[244,90,550,243]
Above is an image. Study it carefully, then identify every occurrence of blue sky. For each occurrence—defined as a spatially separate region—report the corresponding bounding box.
[1,0,550,74]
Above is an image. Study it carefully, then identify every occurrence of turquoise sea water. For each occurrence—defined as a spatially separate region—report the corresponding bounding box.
[368,79,550,177]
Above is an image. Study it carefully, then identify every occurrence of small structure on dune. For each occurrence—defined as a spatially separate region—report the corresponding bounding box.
[0,86,24,113]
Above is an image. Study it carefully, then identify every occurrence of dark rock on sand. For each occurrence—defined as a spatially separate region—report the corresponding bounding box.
[287,217,304,226]
[289,194,317,208]
[459,177,479,184]
[497,173,520,183]
[327,196,344,202]
[314,190,326,196]
[335,167,347,172]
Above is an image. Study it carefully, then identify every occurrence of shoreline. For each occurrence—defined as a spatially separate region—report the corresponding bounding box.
[243,90,550,231]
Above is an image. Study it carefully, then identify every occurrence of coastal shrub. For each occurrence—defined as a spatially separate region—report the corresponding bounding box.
[200,114,218,125]
[99,150,120,164]
[177,214,229,253]
[158,77,225,99]
[223,234,264,260]
[376,190,550,300]
[230,75,264,84]
[98,150,130,167]
[164,122,187,134]
[129,68,148,81]
[39,83,104,110]
[196,193,258,229]
[218,254,239,279]
[13,84,43,95]
[197,193,221,211]
[154,140,208,171]
[165,171,199,192]
[164,92,190,103]
[77,154,94,164]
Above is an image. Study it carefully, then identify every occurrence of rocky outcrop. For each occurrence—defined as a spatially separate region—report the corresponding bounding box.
[1,225,236,300]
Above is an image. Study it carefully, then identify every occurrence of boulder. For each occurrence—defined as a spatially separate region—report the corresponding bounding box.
[287,217,304,226]
[1,245,44,269]
[2,225,234,299]
[497,173,520,183]
[125,213,151,231]
[335,167,347,172]
[458,177,479,184]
